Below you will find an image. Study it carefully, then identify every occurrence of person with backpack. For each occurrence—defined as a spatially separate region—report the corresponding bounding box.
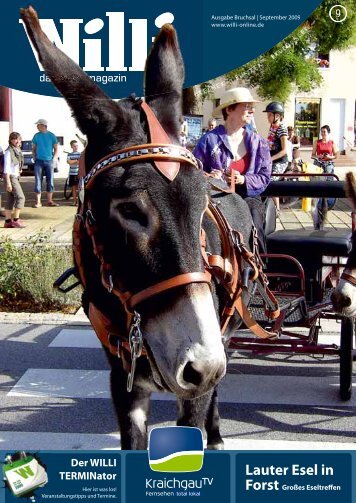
[3,132,26,228]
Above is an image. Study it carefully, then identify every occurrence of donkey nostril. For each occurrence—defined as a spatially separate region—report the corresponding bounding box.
[182,362,203,386]
[331,291,352,310]
[342,296,352,308]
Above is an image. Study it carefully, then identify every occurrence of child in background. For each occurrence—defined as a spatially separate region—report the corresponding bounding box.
[3,132,26,228]
[66,140,80,205]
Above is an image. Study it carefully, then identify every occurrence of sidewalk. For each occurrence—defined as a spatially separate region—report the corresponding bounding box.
[0,204,76,243]
[0,169,353,243]
[0,307,88,325]
[276,198,352,231]
[0,176,76,243]
[276,165,353,230]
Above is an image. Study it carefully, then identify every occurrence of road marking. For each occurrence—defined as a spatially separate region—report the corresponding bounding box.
[0,431,354,452]
[8,369,110,399]
[49,328,101,348]
[223,438,356,450]
[8,368,356,407]
[49,326,342,350]
[0,431,120,450]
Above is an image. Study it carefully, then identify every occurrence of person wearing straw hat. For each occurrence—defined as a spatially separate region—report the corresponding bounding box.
[193,87,272,253]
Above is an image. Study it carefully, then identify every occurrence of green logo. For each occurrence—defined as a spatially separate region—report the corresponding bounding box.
[148,427,204,472]
[3,452,48,498]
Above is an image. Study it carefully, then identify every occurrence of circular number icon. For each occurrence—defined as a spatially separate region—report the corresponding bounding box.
[329,4,348,23]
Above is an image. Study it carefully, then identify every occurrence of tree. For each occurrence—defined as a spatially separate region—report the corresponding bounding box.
[308,0,356,52]
[207,0,356,102]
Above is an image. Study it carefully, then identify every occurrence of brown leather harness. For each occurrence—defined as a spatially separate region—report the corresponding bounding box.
[341,269,356,287]
[71,100,280,390]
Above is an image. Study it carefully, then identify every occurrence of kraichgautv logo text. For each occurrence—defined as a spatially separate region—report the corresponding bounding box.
[148,426,204,472]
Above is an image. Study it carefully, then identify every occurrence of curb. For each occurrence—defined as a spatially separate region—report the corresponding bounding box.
[0,307,89,326]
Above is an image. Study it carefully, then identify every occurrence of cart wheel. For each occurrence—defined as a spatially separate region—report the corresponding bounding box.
[339,317,353,401]
[64,178,71,200]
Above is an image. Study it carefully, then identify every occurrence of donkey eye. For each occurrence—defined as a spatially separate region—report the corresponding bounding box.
[116,202,147,225]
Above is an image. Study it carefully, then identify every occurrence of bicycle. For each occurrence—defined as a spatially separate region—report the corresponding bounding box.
[310,156,336,229]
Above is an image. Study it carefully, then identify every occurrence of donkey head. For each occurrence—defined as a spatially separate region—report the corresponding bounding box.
[331,172,356,317]
[21,6,226,398]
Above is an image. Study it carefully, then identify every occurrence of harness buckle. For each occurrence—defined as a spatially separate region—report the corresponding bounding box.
[127,311,143,392]
[231,229,243,253]
[107,274,114,294]
[86,209,96,226]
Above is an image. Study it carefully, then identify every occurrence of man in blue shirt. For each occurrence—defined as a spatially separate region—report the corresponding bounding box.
[32,118,59,207]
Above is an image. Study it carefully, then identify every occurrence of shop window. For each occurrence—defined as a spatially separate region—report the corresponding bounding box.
[295,98,321,147]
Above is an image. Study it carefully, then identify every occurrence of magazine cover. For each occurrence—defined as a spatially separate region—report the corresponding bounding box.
[0,0,355,501]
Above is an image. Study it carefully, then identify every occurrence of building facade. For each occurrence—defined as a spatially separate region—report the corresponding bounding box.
[199,46,356,153]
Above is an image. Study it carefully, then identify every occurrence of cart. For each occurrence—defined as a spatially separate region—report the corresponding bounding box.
[228,180,355,400]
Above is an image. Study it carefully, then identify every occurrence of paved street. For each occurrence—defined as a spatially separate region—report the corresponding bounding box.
[0,319,355,451]
[0,166,354,452]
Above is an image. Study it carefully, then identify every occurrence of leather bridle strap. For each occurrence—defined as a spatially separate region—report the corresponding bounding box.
[127,271,212,310]
[205,201,277,339]
[88,302,146,367]
[341,271,356,287]
[84,143,199,189]
[82,102,198,188]
[140,101,179,181]
[102,270,212,314]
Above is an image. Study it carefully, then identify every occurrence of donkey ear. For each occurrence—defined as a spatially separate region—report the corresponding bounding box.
[144,24,184,141]
[20,6,123,140]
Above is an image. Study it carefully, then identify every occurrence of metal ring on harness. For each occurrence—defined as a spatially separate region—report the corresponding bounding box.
[72,100,279,387]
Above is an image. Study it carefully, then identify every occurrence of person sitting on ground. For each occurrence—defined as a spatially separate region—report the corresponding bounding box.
[32,118,59,207]
[193,87,272,253]
[66,140,81,206]
[3,132,26,228]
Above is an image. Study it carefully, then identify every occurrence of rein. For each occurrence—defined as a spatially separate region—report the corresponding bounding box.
[71,100,279,391]
[341,270,356,287]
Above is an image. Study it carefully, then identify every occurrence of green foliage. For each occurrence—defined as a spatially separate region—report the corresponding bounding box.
[223,0,356,102]
[198,82,214,103]
[0,232,82,312]
[233,50,322,102]
[308,0,356,52]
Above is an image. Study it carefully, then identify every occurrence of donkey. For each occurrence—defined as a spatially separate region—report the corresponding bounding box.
[331,172,356,317]
[20,5,254,449]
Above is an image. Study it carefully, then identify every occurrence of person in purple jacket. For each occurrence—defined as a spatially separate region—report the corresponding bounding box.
[193,87,272,253]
